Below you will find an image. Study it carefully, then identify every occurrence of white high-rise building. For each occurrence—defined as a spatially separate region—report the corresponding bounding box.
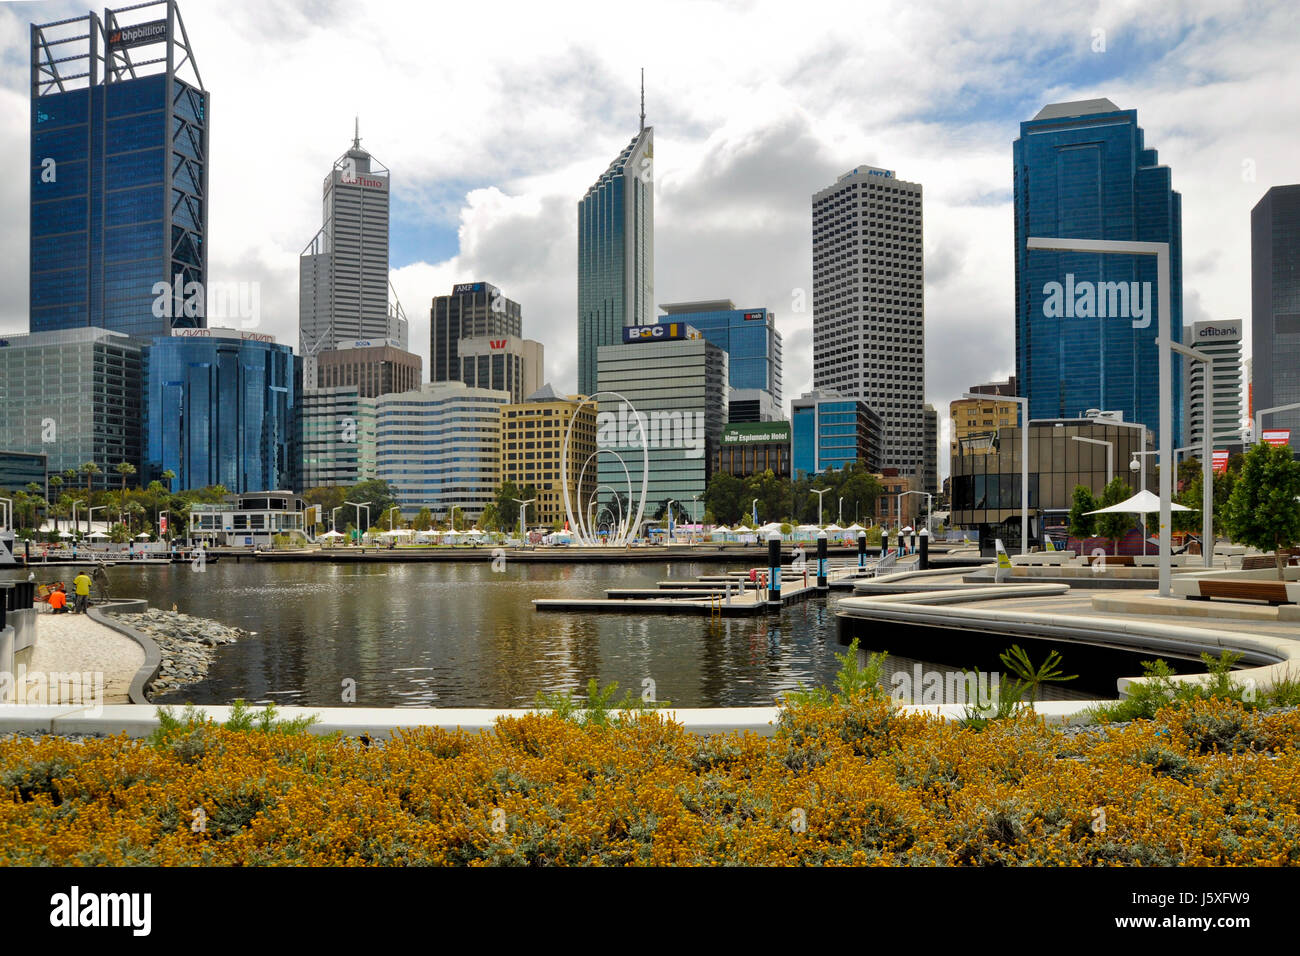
[1184,319,1243,449]
[812,166,925,476]
[300,123,408,386]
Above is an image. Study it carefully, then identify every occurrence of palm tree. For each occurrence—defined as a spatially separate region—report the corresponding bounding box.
[161,469,176,493]
[80,461,101,498]
[48,475,63,531]
[115,462,137,525]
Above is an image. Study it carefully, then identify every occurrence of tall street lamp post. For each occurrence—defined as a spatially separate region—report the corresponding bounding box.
[511,498,536,542]
[811,488,828,527]
[1028,236,1172,597]
[1161,338,1215,569]
[1072,436,1114,484]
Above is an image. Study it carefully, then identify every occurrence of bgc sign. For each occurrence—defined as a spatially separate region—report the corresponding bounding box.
[623,323,698,343]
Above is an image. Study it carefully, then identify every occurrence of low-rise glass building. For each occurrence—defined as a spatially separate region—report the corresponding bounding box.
[142,329,297,493]
[791,391,882,477]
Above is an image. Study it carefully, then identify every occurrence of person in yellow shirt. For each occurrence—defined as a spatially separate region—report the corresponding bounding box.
[73,571,92,614]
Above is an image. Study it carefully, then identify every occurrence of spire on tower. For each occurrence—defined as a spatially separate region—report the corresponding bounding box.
[353,116,361,149]
[639,68,645,132]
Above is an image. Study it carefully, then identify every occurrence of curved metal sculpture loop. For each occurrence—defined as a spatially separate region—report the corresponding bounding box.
[561,391,650,547]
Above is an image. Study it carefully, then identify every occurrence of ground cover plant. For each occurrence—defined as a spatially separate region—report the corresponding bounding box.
[2,657,1299,866]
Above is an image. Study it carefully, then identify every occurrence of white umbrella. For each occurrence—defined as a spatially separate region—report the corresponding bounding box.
[844,523,867,533]
[88,531,109,539]
[1086,490,1193,515]
[319,530,344,538]
[136,532,150,539]
[901,526,914,534]
[825,523,844,532]
[712,525,733,535]
[59,531,74,539]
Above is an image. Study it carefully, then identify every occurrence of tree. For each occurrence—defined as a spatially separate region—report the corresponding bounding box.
[80,461,101,496]
[115,462,136,525]
[48,475,63,531]
[161,469,176,492]
[413,507,433,532]
[1223,442,1300,579]
[477,503,499,533]
[1067,484,1097,540]
[1094,476,1134,555]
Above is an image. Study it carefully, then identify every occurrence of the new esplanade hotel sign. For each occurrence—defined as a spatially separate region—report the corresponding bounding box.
[108,19,168,49]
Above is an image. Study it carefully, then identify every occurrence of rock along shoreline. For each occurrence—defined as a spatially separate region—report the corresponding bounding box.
[114,609,247,700]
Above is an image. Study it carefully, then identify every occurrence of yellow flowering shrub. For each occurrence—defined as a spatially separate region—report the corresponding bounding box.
[2,696,1298,866]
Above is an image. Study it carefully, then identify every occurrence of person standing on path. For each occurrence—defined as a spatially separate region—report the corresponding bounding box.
[73,570,92,614]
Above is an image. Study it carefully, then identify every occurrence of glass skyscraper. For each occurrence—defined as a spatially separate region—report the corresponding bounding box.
[142,330,297,493]
[656,300,782,405]
[1014,98,1183,440]
[1251,185,1300,451]
[30,2,208,338]
[0,328,142,487]
[577,120,654,396]
[430,282,522,385]
[791,391,882,477]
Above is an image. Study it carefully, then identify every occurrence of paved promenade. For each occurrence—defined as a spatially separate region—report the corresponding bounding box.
[27,612,143,704]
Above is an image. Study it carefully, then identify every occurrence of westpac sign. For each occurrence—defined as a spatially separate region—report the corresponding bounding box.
[1042,274,1152,329]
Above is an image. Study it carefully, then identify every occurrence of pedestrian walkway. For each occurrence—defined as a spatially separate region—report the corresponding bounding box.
[26,613,143,704]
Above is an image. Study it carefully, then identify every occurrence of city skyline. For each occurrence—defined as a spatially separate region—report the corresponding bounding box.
[3,1,1299,477]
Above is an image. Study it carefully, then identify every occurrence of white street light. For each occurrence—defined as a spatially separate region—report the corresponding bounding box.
[965,391,1029,554]
[1254,402,1300,447]
[345,501,371,540]
[1160,337,1215,568]
[811,488,829,527]
[897,490,933,536]
[1029,236,1172,597]
[838,496,844,526]
[511,498,535,541]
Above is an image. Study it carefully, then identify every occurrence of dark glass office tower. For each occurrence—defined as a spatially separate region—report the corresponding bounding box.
[30,2,208,337]
[429,282,521,384]
[1014,99,1183,441]
[577,116,654,396]
[1251,185,1300,451]
[657,300,783,404]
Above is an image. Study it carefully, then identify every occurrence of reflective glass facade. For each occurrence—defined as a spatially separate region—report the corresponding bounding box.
[31,13,208,338]
[655,306,782,403]
[578,127,654,395]
[142,333,296,493]
[1014,100,1183,440]
[791,393,881,477]
[0,328,142,485]
[1251,185,1300,451]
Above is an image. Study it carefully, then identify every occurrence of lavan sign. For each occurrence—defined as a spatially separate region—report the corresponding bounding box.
[1042,274,1152,329]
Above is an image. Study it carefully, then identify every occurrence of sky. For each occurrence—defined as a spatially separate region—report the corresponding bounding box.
[2,0,1298,478]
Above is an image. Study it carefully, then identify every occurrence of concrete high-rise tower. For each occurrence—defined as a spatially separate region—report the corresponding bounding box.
[811,166,925,476]
[577,73,654,396]
[299,121,408,386]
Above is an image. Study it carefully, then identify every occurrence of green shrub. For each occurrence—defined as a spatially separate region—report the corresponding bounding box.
[782,638,887,708]
[533,679,670,728]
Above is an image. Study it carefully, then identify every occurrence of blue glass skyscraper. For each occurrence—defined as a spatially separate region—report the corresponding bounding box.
[142,330,297,493]
[657,301,783,404]
[29,2,208,338]
[577,87,653,397]
[1014,99,1183,440]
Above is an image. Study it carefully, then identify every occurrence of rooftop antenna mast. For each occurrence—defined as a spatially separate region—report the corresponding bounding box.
[353,115,361,149]
[639,68,645,132]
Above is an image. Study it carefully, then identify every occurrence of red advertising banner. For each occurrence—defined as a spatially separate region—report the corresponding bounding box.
[1263,428,1291,447]
[1212,450,1230,474]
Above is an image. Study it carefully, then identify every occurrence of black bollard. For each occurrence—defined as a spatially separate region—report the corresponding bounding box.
[766,532,781,607]
[918,527,930,571]
[816,531,828,591]
[857,531,867,570]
